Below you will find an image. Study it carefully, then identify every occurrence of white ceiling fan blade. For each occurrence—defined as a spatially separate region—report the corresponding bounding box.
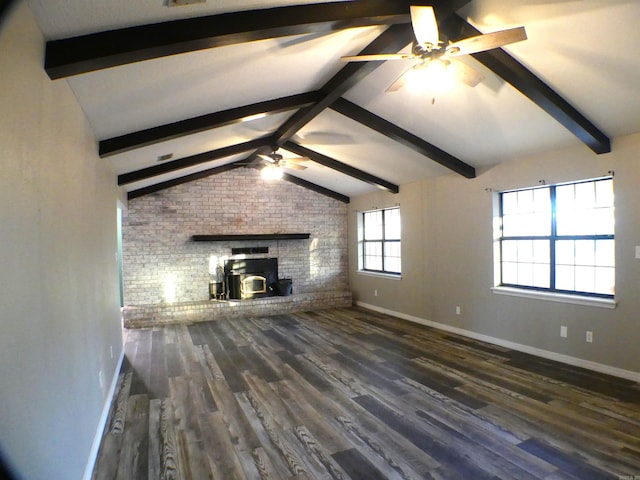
[284,162,307,171]
[285,157,308,165]
[446,26,527,57]
[293,131,354,145]
[385,65,414,92]
[410,6,439,47]
[258,153,275,163]
[450,59,484,87]
[341,53,416,62]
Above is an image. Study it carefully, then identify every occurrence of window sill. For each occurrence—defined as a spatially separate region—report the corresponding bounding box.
[491,286,616,309]
[357,270,402,280]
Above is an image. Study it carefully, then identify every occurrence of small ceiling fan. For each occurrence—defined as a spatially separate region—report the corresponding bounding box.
[341,6,527,93]
[258,147,308,180]
[258,148,308,171]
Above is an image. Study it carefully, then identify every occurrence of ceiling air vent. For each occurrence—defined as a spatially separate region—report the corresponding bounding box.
[167,0,206,6]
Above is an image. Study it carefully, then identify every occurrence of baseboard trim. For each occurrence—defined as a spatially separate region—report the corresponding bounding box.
[356,301,640,383]
[82,348,125,480]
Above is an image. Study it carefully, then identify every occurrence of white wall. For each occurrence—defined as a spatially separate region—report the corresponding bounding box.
[0,3,123,479]
[349,132,640,377]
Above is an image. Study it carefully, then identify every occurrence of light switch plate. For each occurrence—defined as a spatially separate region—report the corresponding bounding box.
[636,246,640,259]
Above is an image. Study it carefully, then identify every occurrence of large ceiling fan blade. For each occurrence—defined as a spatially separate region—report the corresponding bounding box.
[446,26,527,57]
[341,53,416,62]
[285,157,308,165]
[285,162,307,171]
[410,6,439,48]
[385,66,413,93]
[293,131,354,145]
[258,153,277,163]
[450,59,484,87]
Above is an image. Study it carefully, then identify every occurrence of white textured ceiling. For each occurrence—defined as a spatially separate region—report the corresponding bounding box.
[25,0,640,200]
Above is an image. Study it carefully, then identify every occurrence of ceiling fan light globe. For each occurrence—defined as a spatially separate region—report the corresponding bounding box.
[405,65,427,93]
[405,60,454,94]
[261,164,283,181]
[427,59,455,93]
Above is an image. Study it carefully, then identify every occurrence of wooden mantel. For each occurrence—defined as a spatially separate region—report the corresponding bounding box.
[191,233,310,242]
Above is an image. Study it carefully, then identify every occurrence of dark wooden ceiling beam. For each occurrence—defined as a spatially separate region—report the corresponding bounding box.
[233,21,415,202]
[45,1,430,79]
[271,23,415,144]
[440,15,611,154]
[240,0,471,200]
[282,173,350,204]
[100,92,321,158]
[118,137,269,185]
[331,98,476,178]
[283,141,399,193]
[127,161,245,200]
[117,0,474,201]
[270,0,470,145]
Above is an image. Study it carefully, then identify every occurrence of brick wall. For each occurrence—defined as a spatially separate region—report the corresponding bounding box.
[122,168,348,305]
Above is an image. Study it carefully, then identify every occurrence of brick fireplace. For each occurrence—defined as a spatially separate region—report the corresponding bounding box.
[121,168,348,306]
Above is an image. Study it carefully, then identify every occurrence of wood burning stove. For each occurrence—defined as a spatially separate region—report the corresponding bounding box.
[224,257,278,300]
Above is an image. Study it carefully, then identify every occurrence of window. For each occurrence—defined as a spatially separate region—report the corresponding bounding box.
[498,177,614,297]
[358,207,401,275]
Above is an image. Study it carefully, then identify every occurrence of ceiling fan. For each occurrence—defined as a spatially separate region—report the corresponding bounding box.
[341,6,527,94]
[258,148,308,180]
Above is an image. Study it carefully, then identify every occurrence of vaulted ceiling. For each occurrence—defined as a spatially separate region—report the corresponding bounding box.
[26,0,640,203]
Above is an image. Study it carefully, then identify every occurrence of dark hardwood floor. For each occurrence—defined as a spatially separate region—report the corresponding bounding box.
[92,307,640,479]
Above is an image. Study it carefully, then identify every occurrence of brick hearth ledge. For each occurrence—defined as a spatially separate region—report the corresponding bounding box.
[122,291,352,329]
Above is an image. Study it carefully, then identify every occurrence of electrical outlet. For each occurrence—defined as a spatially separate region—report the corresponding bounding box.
[374,289,378,297]
[560,326,567,338]
[455,306,461,315]
[586,331,593,343]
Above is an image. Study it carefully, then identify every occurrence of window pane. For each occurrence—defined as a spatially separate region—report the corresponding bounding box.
[594,267,615,295]
[575,266,595,293]
[556,184,575,213]
[533,264,550,288]
[502,240,518,262]
[502,262,517,284]
[384,241,401,273]
[364,241,382,270]
[502,191,518,215]
[502,213,523,237]
[594,207,615,235]
[501,187,550,236]
[384,208,401,240]
[595,179,614,208]
[556,240,575,266]
[517,263,533,286]
[385,257,401,274]
[364,211,383,240]
[575,181,595,209]
[556,265,575,291]
[557,180,614,236]
[517,240,533,263]
[574,240,595,266]
[385,241,401,257]
[533,240,550,264]
[595,240,615,267]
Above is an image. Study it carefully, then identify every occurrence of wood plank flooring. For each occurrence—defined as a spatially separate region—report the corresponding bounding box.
[92,307,640,479]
